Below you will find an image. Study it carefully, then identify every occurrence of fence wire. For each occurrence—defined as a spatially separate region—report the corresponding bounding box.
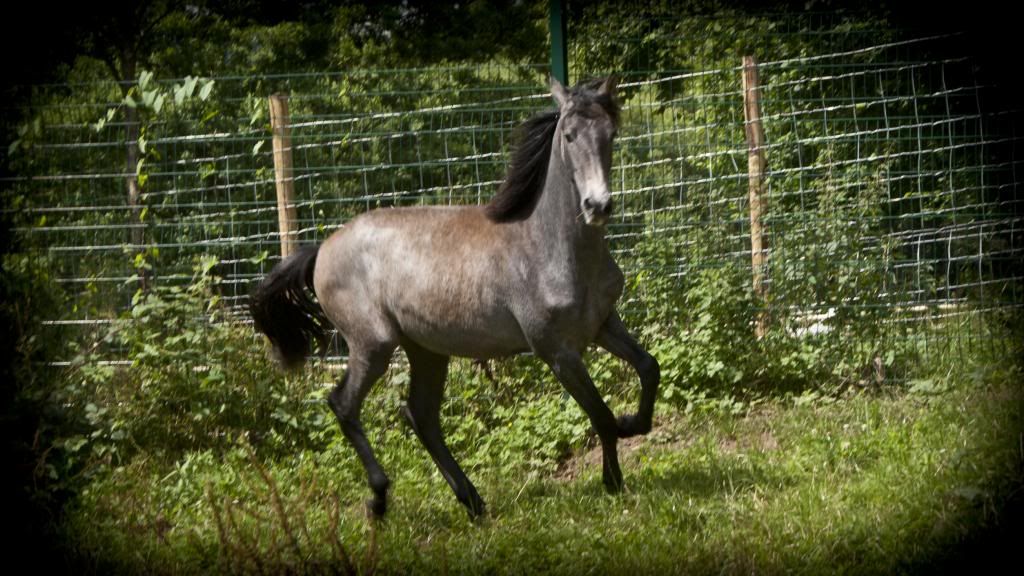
[4,13,1021,381]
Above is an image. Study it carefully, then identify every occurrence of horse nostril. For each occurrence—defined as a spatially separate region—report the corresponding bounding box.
[603,198,614,215]
[583,198,594,210]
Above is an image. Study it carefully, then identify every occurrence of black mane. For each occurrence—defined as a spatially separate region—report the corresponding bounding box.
[483,111,559,222]
[484,77,620,223]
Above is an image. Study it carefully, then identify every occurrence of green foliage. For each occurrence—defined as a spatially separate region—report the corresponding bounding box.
[2,251,66,392]
[1,251,69,491]
[93,71,215,133]
[644,262,756,395]
[461,393,591,475]
[64,256,331,465]
[61,356,1024,574]
[622,215,938,406]
[12,7,998,390]
[4,5,1021,571]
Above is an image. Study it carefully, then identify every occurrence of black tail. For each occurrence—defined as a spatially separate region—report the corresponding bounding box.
[249,245,332,370]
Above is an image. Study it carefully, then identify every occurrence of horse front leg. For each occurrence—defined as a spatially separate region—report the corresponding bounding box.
[538,348,623,493]
[596,311,660,438]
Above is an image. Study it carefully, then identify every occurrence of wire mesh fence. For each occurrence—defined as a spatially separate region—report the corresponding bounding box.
[10,63,549,311]
[567,8,1022,384]
[4,9,1021,382]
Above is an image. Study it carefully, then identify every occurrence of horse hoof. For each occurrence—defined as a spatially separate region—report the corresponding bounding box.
[602,465,624,494]
[603,476,624,494]
[366,497,388,519]
[617,414,651,438]
[467,502,487,522]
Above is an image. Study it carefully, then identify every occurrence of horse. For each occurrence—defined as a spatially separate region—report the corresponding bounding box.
[250,75,660,519]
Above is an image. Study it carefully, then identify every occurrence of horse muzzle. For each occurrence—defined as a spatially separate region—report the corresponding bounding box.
[582,196,613,226]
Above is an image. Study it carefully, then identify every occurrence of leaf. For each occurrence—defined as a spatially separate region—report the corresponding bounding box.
[176,78,197,102]
[206,295,221,311]
[252,140,266,155]
[94,108,116,132]
[201,110,220,124]
[204,367,225,383]
[199,254,219,275]
[139,69,153,90]
[248,250,269,264]
[64,436,88,453]
[153,93,166,114]
[199,79,215,101]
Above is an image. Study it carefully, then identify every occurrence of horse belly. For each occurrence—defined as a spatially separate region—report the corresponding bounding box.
[395,302,528,359]
[385,280,528,356]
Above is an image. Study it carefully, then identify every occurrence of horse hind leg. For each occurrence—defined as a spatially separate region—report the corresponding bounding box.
[596,311,660,438]
[401,341,486,518]
[328,344,396,518]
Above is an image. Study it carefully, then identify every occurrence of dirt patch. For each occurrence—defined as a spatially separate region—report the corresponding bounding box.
[758,430,780,451]
[554,435,647,483]
[718,436,738,452]
[552,409,782,483]
[725,428,780,453]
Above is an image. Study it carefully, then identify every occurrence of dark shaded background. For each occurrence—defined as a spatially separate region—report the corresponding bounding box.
[2,1,1020,572]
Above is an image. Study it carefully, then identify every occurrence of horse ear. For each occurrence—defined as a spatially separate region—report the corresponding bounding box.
[550,76,570,108]
[598,75,618,97]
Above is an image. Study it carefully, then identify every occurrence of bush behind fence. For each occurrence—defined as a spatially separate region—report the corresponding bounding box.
[4,10,1021,388]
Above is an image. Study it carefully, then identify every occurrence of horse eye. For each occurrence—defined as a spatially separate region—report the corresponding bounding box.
[564,132,575,143]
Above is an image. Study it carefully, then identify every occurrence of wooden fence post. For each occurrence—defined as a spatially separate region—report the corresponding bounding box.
[742,55,769,339]
[269,93,298,259]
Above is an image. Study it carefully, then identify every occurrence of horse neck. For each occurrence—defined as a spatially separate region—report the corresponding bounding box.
[524,135,606,269]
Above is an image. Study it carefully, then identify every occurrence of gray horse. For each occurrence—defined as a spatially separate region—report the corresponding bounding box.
[250,76,660,519]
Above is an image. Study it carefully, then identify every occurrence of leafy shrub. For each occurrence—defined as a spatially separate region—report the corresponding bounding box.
[65,256,331,466]
[2,249,74,526]
[648,263,757,396]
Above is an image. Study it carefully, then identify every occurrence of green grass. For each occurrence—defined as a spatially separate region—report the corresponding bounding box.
[61,361,1023,575]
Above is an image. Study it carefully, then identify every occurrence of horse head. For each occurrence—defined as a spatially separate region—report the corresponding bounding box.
[551,75,620,227]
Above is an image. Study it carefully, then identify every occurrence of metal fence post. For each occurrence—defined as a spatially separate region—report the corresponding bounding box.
[549,0,569,85]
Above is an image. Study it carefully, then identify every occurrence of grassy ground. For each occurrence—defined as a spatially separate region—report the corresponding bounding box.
[61,360,1022,575]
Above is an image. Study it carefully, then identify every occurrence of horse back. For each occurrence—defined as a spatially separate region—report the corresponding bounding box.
[314,206,531,358]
